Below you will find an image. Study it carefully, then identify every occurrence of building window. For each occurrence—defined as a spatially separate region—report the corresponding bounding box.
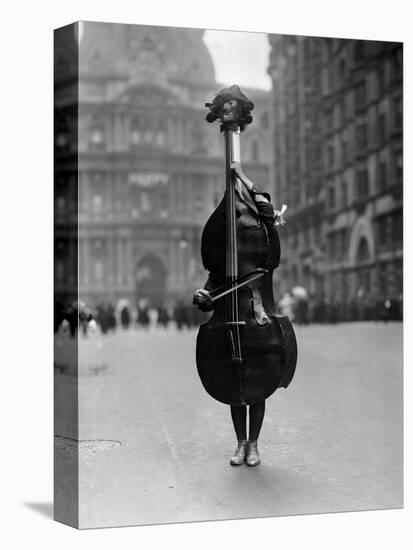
[356,168,369,199]
[56,261,65,281]
[55,131,69,150]
[354,81,366,111]
[378,113,386,143]
[393,212,403,244]
[337,101,346,127]
[327,234,335,260]
[378,161,387,193]
[325,110,333,132]
[395,152,403,183]
[337,59,346,87]
[140,191,151,213]
[155,129,166,147]
[391,48,403,79]
[341,180,348,207]
[92,194,103,211]
[56,196,66,212]
[341,138,348,164]
[356,123,368,150]
[94,260,104,281]
[377,216,387,247]
[327,144,334,169]
[328,186,336,209]
[260,112,269,129]
[353,41,366,63]
[90,127,105,150]
[92,172,102,185]
[131,126,142,145]
[191,126,205,154]
[376,66,386,96]
[393,96,402,129]
[251,141,259,162]
[356,237,370,263]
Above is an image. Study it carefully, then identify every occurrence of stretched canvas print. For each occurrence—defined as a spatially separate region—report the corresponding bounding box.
[54,21,403,529]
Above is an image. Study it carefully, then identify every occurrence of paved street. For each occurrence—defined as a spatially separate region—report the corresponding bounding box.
[55,322,403,529]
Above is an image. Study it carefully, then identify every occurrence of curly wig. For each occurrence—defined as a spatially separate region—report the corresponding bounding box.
[205,85,254,131]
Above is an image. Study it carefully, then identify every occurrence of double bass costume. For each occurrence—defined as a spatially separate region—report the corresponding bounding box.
[193,86,297,466]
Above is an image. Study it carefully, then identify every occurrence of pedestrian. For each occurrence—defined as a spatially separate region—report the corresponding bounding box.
[120,305,131,330]
[193,85,297,467]
[137,303,150,330]
[107,303,117,332]
[278,291,296,321]
[157,305,170,329]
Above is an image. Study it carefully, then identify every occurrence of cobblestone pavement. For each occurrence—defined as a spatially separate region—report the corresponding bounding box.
[55,322,403,528]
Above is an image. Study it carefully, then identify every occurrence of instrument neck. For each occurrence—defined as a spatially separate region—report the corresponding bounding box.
[225,128,241,282]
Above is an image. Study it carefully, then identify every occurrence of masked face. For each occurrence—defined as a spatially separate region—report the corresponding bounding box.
[220,99,240,124]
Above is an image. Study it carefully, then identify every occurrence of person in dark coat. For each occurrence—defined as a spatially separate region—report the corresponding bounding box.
[120,305,131,330]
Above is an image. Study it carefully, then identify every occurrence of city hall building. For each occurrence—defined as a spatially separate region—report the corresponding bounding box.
[268,36,403,314]
[54,23,271,308]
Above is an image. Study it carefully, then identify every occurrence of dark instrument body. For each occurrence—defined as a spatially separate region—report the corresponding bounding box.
[196,187,297,406]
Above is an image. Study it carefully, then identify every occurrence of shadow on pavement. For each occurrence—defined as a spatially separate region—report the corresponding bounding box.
[23,502,54,519]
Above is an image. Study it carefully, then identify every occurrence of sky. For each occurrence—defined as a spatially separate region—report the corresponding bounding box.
[203,29,272,91]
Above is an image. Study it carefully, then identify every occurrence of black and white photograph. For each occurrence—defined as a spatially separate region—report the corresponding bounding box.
[53,20,403,529]
[2,1,410,547]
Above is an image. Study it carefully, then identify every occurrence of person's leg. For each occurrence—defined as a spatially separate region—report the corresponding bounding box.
[248,401,265,442]
[230,405,247,441]
[229,405,247,465]
[246,401,265,466]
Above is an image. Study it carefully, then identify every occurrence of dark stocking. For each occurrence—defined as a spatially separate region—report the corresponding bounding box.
[230,405,247,442]
[249,401,265,442]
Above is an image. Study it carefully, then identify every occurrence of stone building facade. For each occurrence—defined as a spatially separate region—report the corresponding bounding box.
[54,22,271,308]
[268,36,403,317]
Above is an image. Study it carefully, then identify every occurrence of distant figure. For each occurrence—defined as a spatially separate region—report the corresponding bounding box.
[291,286,309,325]
[65,301,78,337]
[278,292,296,321]
[137,304,150,330]
[157,306,170,329]
[79,301,94,336]
[107,303,117,332]
[148,307,158,330]
[174,299,188,330]
[96,303,109,334]
[120,305,131,330]
[382,296,393,322]
[54,300,65,334]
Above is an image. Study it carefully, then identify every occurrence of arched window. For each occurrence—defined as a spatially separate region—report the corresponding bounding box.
[356,237,370,263]
[135,254,166,307]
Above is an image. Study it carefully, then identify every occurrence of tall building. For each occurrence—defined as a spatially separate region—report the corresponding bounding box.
[268,36,403,318]
[54,22,271,308]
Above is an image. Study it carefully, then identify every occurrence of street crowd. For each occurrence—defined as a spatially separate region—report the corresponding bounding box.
[55,289,403,338]
[54,298,207,337]
[278,291,403,325]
